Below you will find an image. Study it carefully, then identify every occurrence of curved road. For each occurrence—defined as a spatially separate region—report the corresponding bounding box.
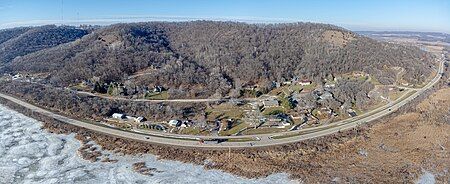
[75,91,277,103]
[0,59,445,149]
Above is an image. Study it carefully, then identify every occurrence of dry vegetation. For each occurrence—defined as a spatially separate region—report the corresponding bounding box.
[1,82,448,183]
[322,30,356,47]
[2,22,434,99]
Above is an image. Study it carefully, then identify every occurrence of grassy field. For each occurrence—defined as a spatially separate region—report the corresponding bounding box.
[262,106,286,115]
[103,120,132,129]
[268,86,286,96]
[219,122,250,136]
[205,103,249,120]
[226,137,257,142]
[144,91,169,100]
[340,72,369,81]
[368,76,382,85]
[290,83,317,91]
[388,89,407,101]
[69,83,91,91]
[240,127,288,135]
[178,127,206,135]
[268,83,317,96]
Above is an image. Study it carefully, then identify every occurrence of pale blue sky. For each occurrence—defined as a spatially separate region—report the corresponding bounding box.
[0,0,449,33]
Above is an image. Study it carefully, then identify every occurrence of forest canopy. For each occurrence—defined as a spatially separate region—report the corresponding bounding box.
[1,21,434,98]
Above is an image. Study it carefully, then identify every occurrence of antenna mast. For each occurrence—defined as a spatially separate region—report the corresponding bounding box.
[61,0,64,25]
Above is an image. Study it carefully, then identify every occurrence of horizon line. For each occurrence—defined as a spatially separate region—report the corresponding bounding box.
[1,16,449,34]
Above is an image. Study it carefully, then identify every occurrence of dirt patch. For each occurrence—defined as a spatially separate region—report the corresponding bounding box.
[322,30,356,47]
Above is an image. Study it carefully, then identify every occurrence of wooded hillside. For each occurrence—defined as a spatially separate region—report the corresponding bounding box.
[2,21,434,98]
[0,25,88,65]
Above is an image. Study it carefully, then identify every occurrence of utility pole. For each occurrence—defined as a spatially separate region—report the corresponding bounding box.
[61,0,64,25]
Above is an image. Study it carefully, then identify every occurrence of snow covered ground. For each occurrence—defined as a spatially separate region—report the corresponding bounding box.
[416,171,436,184]
[0,104,297,184]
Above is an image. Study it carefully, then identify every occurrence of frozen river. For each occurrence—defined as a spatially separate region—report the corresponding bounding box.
[0,104,297,184]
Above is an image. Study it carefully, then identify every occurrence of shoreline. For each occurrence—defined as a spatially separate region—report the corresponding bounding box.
[0,104,297,183]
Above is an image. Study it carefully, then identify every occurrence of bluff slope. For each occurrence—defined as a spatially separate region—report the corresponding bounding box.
[2,21,434,98]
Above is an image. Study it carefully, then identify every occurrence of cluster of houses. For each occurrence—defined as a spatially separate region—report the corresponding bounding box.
[243,78,313,93]
[79,79,166,98]
[112,113,147,123]
[312,89,334,102]
[110,111,242,135]
[273,78,312,88]
[167,119,194,128]
[263,114,292,128]
[245,99,293,129]
[110,113,197,132]
[104,73,364,135]
[11,73,23,80]
[2,73,42,82]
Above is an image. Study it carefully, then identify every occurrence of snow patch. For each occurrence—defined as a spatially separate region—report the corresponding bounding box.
[416,170,435,184]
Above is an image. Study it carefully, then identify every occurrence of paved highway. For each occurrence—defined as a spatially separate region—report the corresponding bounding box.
[0,58,445,149]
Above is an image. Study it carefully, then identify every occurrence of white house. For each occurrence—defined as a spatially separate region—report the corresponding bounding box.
[298,80,312,86]
[168,120,181,127]
[324,82,335,88]
[112,113,126,119]
[153,85,164,93]
[347,109,357,117]
[180,123,187,128]
[282,81,292,85]
[12,73,22,80]
[265,119,291,128]
[134,116,147,123]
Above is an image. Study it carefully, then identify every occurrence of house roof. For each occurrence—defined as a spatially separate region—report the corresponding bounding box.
[263,99,279,106]
[168,120,180,125]
[322,91,333,97]
[349,112,357,117]
[136,116,146,121]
